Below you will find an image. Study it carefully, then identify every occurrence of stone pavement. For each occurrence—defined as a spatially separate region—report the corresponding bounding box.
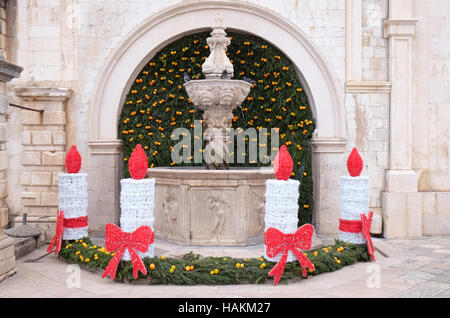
[0,235,449,298]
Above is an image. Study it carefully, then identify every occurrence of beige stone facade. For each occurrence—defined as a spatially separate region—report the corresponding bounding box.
[0,0,22,281]
[2,0,449,241]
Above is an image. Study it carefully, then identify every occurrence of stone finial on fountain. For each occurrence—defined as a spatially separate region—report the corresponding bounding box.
[202,13,234,79]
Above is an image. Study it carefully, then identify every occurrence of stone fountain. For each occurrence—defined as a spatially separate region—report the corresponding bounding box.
[148,14,274,246]
[183,13,252,169]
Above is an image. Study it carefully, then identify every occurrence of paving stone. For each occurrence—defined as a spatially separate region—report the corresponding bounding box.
[1,235,450,297]
[406,246,450,259]
[392,270,435,284]
[432,249,450,255]
[430,272,450,284]
[391,256,435,271]
[394,281,450,298]
[437,289,450,297]
[419,244,444,249]
[418,265,449,275]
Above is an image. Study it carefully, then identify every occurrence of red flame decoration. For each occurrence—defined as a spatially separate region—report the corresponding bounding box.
[347,147,363,177]
[128,144,148,180]
[274,145,294,181]
[65,145,81,174]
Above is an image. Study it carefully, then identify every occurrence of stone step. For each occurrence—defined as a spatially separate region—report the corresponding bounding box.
[13,236,41,259]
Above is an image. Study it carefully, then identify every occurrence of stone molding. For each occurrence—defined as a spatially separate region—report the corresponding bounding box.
[0,59,23,83]
[384,18,418,38]
[311,138,347,153]
[345,81,392,93]
[14,87,72,102]
[88,139,123,155]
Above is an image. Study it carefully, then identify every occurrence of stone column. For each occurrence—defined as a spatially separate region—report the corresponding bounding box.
[382,0,421,238]
[14,87,71,242]
[311,140,347,234]
[0,57,22,281]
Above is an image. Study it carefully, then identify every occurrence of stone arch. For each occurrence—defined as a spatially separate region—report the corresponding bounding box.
[87,0,347,234]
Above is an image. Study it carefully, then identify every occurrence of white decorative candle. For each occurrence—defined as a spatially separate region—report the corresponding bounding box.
[338,147,371,244]
[264,145,300,262]
[339,176,369,244]
[120,178,155,260]
[58,173,88,240]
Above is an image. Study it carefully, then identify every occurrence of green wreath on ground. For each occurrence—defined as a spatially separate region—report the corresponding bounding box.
[58,238,370,285]
[118,31,316,225]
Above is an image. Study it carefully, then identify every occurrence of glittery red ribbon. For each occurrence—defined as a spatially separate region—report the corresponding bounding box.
[339,218,363,233]
[63,216,88,228]
[361,212,375,262]
[264,224,315,286]
[47,210,65,255]
[339,211,375,262]
[102,223,154,280]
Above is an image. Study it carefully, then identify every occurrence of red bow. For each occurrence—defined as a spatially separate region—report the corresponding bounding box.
[47,210,65,255]
[264,224,315,285]
[361,211,375,262]
[339,211,376,262]
[102,223,154,281]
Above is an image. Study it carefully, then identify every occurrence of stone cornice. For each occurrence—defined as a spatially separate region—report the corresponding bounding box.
[0,59,23,83]
[384,18,418,38]
[345,81,392,93]
[14,87,72,102]
[311,138,347,153]
[88,139,123,155]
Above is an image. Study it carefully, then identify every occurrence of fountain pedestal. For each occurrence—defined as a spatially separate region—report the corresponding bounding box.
[148,167,273,245]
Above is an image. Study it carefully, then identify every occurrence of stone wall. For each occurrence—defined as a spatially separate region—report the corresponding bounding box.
[3,0,450,237]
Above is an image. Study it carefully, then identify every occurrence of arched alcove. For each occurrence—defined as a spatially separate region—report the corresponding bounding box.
[87,0,347,235]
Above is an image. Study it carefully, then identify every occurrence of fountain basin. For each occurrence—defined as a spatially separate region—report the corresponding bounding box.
[147,167,274,246]
[183,79,252,168]
[184,79,251,112]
